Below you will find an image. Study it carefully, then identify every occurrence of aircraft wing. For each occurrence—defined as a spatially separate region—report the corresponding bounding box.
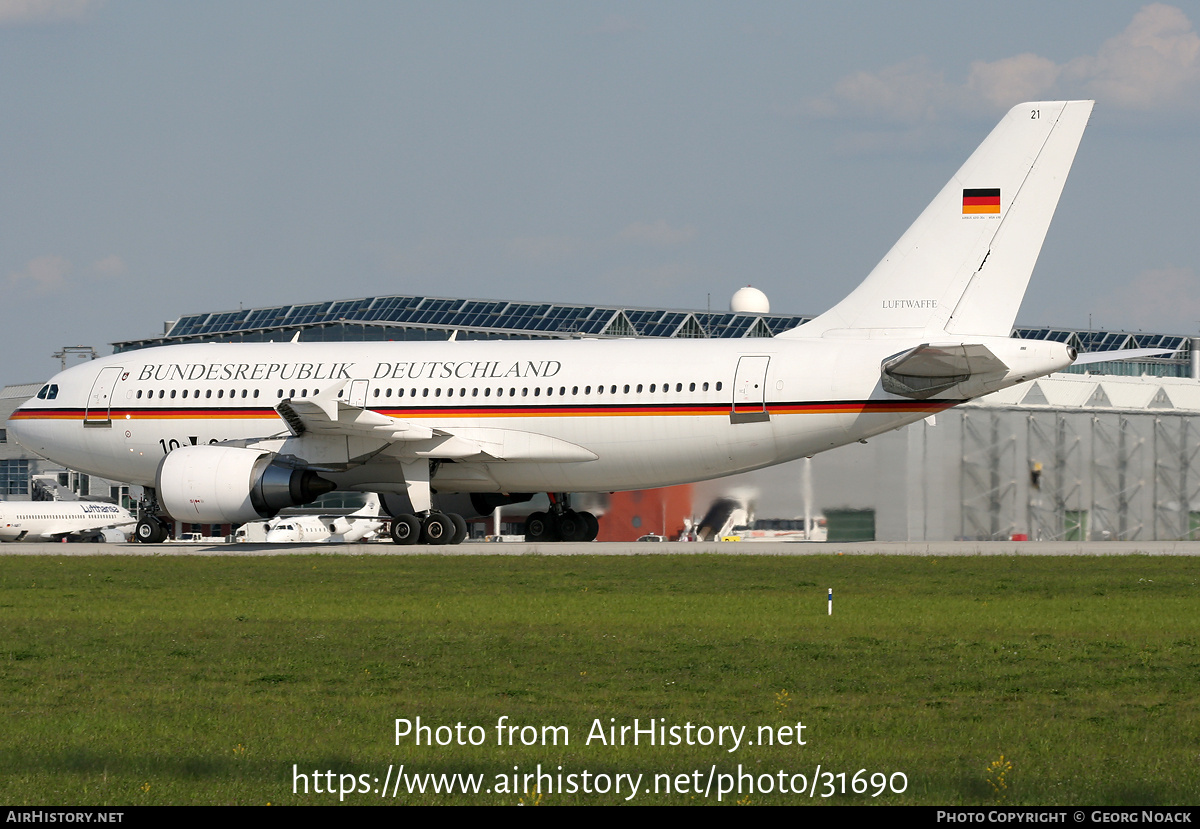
[276,396,597,463]
[43,519,134,539]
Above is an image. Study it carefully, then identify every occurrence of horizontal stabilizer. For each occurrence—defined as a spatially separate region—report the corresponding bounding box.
[1073,348,1175,365]
[882,343,1008,399]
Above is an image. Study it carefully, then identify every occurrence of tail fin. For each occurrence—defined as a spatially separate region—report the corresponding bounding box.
[781,100,1093,339]
[351,492,382,517]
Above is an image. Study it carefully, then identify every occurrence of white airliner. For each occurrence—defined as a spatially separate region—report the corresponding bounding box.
[0,500,136,542]
[10,101,1102,545]
[255,492,389,543]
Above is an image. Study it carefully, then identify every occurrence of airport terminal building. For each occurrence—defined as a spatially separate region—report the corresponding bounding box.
[5,291,1200,542]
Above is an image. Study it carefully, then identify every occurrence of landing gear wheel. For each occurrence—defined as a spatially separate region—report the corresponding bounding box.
[556,509,589,542]
[580,511,600,542]
[449,513,468,545]
[525,511,558,542]
[421,512,454,545]
[390,513,420,545]
[135,518,168,544]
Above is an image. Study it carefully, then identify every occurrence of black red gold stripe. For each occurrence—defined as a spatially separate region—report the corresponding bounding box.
[962,188,1000,215]
[11,399,962,421]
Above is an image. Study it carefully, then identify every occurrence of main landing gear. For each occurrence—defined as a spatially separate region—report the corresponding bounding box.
[388,511,469,545]
[525,494,599,542]
[388,461,468,545]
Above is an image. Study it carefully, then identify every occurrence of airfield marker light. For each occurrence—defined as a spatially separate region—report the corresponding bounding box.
[828,588,832,616]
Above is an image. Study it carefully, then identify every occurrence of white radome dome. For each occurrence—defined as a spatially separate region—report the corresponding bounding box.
[730,285,770,314]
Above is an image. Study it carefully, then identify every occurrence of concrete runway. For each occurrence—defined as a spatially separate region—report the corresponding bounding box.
[4,540,1200,555]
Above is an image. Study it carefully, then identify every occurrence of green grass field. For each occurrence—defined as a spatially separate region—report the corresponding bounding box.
[1,553,1196,805]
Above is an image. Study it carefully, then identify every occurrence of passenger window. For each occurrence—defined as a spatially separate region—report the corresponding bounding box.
[385,388,392,398]
[435,388,442,398]
[703,382,709,391]
[216,390,223,399]
[716,381,723,391]
[207,390,213,398]
[253,389,260,399]
[623,384,630,394]
[610,385,617,394]
[533,388,540,397]
[676,383,682,392]
[423,388,429,398]
[522,388,529,397]
[170,390,177,399]
[485,388,491,397]
[689,382,695,392]
[241,390,248,398]
[182,390,188,399]
[650,384,656,392]
[136,390,143,399]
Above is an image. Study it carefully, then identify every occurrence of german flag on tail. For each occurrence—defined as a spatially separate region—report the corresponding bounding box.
[962,188,1000,215]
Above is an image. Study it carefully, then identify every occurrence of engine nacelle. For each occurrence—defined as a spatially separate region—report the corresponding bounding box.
[155,445,336,524]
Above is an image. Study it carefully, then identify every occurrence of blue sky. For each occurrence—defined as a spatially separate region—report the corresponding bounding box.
[2,1,1198,380]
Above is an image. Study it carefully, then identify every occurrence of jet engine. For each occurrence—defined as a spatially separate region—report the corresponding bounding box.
[155,445,336,524]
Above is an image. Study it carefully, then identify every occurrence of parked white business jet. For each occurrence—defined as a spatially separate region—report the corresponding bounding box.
[0,500,136,542]
[10,101,1097,545]
[260,492,390,543]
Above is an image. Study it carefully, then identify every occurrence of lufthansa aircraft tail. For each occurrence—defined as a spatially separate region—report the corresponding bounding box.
[782,100,1093,340]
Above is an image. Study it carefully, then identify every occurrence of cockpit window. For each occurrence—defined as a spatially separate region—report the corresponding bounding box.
[36,385,48,399]
[47,385,58,400]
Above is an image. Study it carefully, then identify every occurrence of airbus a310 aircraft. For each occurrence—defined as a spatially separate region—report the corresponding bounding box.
[11,101,1101,544]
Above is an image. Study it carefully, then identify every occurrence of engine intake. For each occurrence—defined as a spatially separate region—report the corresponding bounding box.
[155,445,335,524]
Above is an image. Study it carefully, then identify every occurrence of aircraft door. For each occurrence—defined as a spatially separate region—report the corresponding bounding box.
[731,356,770,423]
[348,379,369,408]
[84,366,124,427]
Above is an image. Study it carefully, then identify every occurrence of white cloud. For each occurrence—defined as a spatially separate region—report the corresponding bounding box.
[617,220,697,247]
[808,4,1200,126]
[0,0,100,25]
[1095,265,1200,331]
[9,255,71,292]
[91,255,126,278]
[807,57,953,125]
[1066,4,1200,110]
[506,235,583,263]
[966,53,1062,110]
[593,15,640,36]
